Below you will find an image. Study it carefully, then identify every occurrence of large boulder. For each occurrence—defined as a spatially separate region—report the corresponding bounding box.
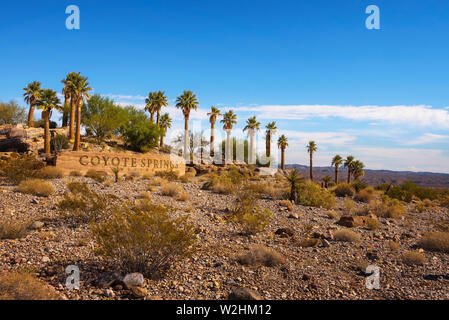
[228,287,262,300]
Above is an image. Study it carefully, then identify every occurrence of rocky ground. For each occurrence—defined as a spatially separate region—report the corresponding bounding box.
[1,173,448,300]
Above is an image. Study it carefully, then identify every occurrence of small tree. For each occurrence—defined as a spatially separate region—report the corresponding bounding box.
[0,101,26,125]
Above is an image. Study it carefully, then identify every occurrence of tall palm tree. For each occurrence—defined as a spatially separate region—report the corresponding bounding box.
[61,73,76,128]
[265,122,277,159]
[207,106,222,159]
[331,155,343,184]
[159,113,172,147]
[35,89,61,154]
[63,72,80,141]
[277,135,288,170]
[150,91,168,126]
[175,91,199,162]
[23,81,42,127]
[351,160,365,181]
[243,116,261,164]
[144,92,157,123]
[344,155,355,183]
[221,110,237,164]
[71,73,92,151]
[307,141,317,182]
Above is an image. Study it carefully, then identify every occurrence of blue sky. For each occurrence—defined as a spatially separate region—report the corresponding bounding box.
[1,0,449,173]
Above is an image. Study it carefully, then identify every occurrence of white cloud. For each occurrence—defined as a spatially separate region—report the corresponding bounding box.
[278,130,356,146]
[404,133,449,146]
[105,94,146,101]
[234,105,449,129]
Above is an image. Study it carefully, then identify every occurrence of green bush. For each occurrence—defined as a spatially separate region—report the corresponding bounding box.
[370,196,406,218]
[386,181,446,203]
[91,202,197,278]
[119,107,162,152]
[0,100,26,125]
[334,183,355,197]
[51,134,69,154]
[0,153,44,184]
[352,180,368,192]
[296,182,335,209]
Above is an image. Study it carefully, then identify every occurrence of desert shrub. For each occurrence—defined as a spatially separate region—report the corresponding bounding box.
[298,238,321,247]
[0,220,29,240]
[232,187,272,234]
[0,100,26,125]
[401,251,427,266]
[366,217,379,230]
[0,153,44,184]
[296,182,335,209]
[137,191,152,200]
[155,170,179,181]
[17,179,55,197]
[388,241,400,251]
[414,199,437,213]
[160,183,181,197]
[0,271,58,300]
[36,166,64,180]
[70,170,82,177]
[279,200,292,208]
[327,210,339,219]
[370,196,406,219]
[50,134,69,154]
[351,180,368,192]
[58,182,110,223]
[237,245,285,267]
[334,183,355,198]
[344,198,355,213]
[148,177,167,187]
[111,167,123,182]
[177,192,190,202]
[418,232,449,253]
[354,187,375,203]
[179,173,195,183]
[386,181,445,203]
[334,229,361,242]
[440,195,449,208]
[142,172,155,180]
[85,169,106,183]
[91,202,197,278]
[119,106,162,152]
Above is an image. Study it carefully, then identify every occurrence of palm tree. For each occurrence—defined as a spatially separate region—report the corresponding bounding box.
[175,91,199,162]
[307,141,317,182]
[351,160,365,181]
[150,91,168,126]
[35,89,61,154]
[277,135,288,170]
[159,113,172,147]
[71,73,92,151]
[322,175,332,188]
[331,155,343,184]
[243,116,261,164]
[63,72,80,141]
[344,155,355,183]
[23,81,42,127]
[221,110,237,164]
[61,73,76,128]
[265,122,277,159]
[285,169,304,202]
[144,92,157,123]
[207,106,222,159]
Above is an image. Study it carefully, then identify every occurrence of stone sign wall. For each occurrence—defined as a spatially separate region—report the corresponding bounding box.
[55,151,185,176]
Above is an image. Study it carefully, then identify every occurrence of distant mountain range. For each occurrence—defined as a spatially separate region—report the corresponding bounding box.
[286,164,449,189]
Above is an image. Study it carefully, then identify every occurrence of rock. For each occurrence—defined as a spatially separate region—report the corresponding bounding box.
[123,273,145,289]
[42,256,50,263]
[337,216,371,228]
[29,221,44,230]
[288,212,300,219]
[105,288,115,298]
[275,228,295,238]
[228,287,262,300]
[130,286,147,298]
[321,239,331,247]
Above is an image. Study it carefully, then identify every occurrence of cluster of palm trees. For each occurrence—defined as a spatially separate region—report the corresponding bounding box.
[332,155,365,184]
[23,72,92,154]
[144,91,172,147]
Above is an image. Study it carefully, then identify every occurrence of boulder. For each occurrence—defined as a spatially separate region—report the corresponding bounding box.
[275,228,295,238]
[123,273,145,289]
[228,287,262,300]
[337,216,370,228]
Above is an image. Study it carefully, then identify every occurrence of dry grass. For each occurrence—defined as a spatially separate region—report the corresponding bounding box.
[17,179,55,197]
[70,170,82,177]
[370,196,406,219]
[334,183,355,197]
[401,251,428,266]
[213,181,234,194]
[279,200,292,208]
[334,229,361,242]
[418,231,449,253]
[0,271,59,300]
[179,174,195,183]
[148,177,167,187]
[387,241,401,251]
[298,238,321,248]
[37,166,65,179]
[142,172,155,180]
[237,245,285,267]
[85,169,106,183]
[327,210,339,220]
[366,217,379,230]
[177,192,190,202]
[137,191,152,200]
[354,187,375,203]
[414,199,438,213]
[160,183,181,197]
[0,220,29,240]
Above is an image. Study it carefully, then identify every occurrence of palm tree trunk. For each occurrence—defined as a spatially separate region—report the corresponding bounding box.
[309,153,313,181]
[266,132,271,157]
[335,166,339,184]
[249,129,255,164]
[73,100,82,151]
[62,95,70,127]
[160,134,164,147]
[347,169,351,184]
[69,96,76,142]
[27,100,35,127]
[156,110,161,127]
[210,122,215,158]
[226,129,232,164]
[184,117,189,163]
[281,148,285,170]
[150,113,155,123]
[43,110,50,154]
